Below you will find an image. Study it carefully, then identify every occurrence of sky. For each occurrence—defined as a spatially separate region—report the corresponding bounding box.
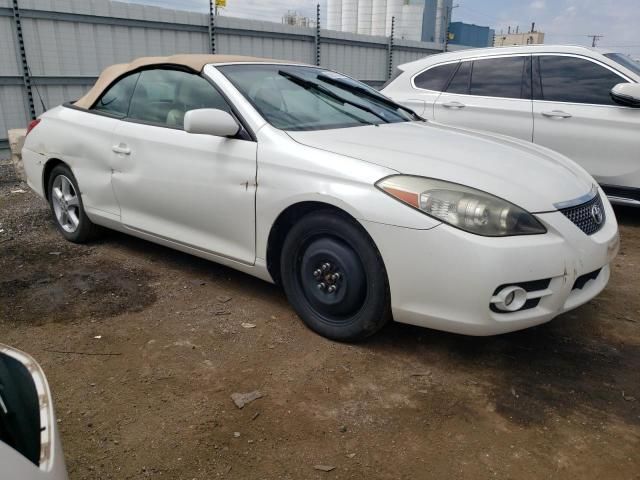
[124,0,640,55]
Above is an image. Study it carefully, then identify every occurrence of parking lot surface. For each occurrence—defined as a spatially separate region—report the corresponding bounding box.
[1,167,639,479]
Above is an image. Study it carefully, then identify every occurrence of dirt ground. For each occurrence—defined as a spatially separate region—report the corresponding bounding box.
[1,164,639,480]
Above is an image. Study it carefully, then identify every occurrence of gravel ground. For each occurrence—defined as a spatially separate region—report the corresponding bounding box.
[1,167,639,479]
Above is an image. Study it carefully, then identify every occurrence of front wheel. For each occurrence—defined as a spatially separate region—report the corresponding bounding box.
[280,211,391,342]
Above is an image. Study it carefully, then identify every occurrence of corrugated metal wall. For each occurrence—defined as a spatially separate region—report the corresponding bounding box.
[0,0,441,158]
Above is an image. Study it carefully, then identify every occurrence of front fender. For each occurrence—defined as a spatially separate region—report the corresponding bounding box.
[254,127,441,259]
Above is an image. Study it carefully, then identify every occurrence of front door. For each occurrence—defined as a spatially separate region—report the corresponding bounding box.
[434,55,534,142]
[109,68,257,264]
[532,54,639,189]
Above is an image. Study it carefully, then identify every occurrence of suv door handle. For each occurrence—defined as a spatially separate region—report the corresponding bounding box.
[112,144,131,155]
[541,110,572,119]
[442,101,466,109]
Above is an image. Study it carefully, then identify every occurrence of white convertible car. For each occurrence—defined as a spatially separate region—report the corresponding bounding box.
[22,55,620,340]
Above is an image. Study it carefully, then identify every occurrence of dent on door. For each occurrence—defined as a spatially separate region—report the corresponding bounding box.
[61,113,123,218]
[109,122,258,264]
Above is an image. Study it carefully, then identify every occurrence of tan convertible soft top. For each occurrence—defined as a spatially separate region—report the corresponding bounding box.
[74,54,297,109]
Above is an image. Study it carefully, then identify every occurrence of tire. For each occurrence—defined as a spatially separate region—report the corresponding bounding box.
[280,210,391,342]
[47,164,100,243]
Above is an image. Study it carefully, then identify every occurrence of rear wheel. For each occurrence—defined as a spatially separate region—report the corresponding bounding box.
[47,164,100,243]
[280,211,391,342]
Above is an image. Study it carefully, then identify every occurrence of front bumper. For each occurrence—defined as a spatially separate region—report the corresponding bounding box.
[363,194,619,336]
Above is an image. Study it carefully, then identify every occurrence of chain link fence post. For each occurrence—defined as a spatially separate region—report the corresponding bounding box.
[387,16,395,80]
[208,0,216,54]
[12,0,36,120]
[315,3,321,66]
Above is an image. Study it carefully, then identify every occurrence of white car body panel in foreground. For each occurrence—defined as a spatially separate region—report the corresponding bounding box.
[382,45,640,206]
[0,345,68,480]
[22,60,619,336]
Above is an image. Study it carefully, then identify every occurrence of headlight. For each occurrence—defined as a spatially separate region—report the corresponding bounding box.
[376,176,547,236]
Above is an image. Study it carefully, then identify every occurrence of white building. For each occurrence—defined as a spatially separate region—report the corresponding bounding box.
[327,0,434,41]
[282,10,315,28]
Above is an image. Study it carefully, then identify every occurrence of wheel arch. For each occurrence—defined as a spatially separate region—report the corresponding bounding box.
[41,158,68,201]
[265,200,382,286]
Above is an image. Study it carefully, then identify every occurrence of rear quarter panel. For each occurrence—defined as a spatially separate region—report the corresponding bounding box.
[382,71,441,120]
[24,106,121,218]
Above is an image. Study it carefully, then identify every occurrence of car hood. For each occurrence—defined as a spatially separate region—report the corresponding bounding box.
[287,121,595,212]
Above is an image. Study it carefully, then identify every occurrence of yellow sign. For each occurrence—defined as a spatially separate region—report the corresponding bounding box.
[215,0,226,6]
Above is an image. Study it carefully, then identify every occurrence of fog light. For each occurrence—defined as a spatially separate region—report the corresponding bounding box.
[504,290,515,307]
[493,286,527,312]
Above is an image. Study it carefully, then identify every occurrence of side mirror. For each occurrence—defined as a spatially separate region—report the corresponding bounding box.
[184,108,241,137]
[0,344,68,478]
[611,83,640,108]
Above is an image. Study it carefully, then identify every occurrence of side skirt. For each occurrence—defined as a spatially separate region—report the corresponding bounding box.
[85,210,274,283]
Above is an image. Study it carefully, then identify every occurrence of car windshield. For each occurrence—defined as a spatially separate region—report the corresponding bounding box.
[218,64,420,131]
[605,53,640,77]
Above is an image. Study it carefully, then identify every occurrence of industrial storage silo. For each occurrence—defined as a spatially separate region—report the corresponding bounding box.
[399,2,425,41]
[385,0,403,36]
[327,0,343,31]
[341,0,359,33]
[371,0,387,36]
[357,0,373,35]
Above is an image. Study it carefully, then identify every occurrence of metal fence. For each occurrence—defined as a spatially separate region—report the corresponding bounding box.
[0,0,442,158]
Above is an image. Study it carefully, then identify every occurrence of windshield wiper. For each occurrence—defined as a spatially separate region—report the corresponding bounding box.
[317,74,425,121]
[278,70,391,124]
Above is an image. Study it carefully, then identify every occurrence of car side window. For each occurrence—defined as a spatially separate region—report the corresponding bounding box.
[92,73,140,117]
[128,69,231,129]
[470,57,527,99]
[445,61,471,94]
[535,55,627,105]
[414,63,458,91]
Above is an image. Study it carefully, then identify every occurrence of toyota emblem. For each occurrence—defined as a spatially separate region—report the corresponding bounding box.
[591,204,604,225]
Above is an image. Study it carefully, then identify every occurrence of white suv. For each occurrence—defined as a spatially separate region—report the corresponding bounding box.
[382,45,640,207]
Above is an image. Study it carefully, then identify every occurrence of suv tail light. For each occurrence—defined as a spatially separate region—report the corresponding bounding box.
[26,119,41,137]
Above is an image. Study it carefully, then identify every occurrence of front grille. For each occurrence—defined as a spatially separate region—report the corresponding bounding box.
[559,194,606,235]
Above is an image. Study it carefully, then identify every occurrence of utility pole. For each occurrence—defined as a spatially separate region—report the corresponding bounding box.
[588,34,603,47]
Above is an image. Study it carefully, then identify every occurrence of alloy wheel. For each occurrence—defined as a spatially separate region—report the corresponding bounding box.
[51,175,81,233]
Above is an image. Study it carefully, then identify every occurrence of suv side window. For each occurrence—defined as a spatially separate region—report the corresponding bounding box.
[414,62,458,91]
[128,69,231,129]
[92,73,140,117]
[470,56,527,99]
[535,55,627,105]
[446,61,471,94]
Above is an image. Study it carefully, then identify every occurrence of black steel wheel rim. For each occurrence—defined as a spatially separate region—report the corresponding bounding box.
[297,236,367,325]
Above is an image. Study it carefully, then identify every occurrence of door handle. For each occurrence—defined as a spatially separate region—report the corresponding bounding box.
[541,110,572,119]
[112,144,131,155]
[442,101,466,109]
